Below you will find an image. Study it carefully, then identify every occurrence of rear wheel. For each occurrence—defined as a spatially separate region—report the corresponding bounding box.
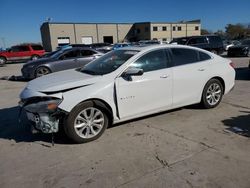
[35,66,51,78]
[31,55,39,60]
[201,79,223,109]
[0,56,6,66]
[211,50,218,55]
[64,101,109,143]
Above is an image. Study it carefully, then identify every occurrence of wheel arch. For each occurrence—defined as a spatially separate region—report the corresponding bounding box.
[0,55,7,61]
[210,76,225,94]
[76,98,114,125]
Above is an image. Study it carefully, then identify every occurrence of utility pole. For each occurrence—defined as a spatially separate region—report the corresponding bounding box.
[1,37,6,49]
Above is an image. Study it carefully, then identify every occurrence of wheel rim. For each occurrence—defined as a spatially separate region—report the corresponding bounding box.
[36,67,50,77]
[32,56,38,60]
[206,83,222,106]
[0,58,5,64]
[74,107,104,139]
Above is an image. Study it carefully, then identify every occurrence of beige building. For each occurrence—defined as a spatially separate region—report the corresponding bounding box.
[40,20,201,51]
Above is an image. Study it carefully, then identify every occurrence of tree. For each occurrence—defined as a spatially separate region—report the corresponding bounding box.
[225,24,248,40]
[201,29,212,35]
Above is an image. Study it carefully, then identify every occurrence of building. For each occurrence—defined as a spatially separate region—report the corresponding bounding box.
[40,20,201,51]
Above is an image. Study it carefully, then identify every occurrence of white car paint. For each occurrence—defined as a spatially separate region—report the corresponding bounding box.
[20,45,235,127]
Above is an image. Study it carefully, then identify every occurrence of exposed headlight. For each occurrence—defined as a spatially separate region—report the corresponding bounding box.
[21,97,62,113]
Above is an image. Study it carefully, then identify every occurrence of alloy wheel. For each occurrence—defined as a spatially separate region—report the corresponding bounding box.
[206,83,222,106]
[74,107,105,139]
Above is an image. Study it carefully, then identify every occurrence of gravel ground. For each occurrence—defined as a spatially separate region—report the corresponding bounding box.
[0,57,250,188]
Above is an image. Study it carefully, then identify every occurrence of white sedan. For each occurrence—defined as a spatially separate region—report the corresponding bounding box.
[19,45,235,143]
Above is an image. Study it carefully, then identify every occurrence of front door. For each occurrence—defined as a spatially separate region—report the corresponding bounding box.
[116,49,173,120]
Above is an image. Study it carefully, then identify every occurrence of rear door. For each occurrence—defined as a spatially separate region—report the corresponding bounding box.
[169,47,212,107]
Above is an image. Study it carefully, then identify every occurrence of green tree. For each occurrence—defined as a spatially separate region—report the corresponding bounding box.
[225,24,247,39]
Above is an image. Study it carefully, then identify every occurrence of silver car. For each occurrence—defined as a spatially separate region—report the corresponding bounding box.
[21,47,103,79]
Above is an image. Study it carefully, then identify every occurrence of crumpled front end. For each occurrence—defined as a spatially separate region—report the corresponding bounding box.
[19,88,66,133]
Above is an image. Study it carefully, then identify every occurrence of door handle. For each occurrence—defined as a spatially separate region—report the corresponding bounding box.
[160,75,169,78]
[198,68,205,71]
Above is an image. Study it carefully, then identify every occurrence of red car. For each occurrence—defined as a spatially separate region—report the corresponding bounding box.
[0,44,45,65]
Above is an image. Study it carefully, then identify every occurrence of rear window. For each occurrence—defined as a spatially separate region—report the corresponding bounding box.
[170,38,188,45]
[171,48,199,66]
[199,51,211,61]
[188,37,208,45]
[208,36,223,46]
[31,45,44,51]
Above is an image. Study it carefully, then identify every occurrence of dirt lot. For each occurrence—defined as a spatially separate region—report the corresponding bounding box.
[0,57,250,188]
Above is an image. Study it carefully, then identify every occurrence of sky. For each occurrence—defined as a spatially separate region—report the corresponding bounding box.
[0,0,250,48]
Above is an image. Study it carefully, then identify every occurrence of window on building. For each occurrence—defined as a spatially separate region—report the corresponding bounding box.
[195,26,199,31]
[162,38,167,41]
[173,26,176,31]
[178,26,182,31]
[137,29,141,34]
[162,26,167,31]
[153,27,158,31]
[145,27,149,32]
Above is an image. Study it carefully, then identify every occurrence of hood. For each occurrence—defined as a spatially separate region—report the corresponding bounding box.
[26,69,101,93]
[23,57,53,67]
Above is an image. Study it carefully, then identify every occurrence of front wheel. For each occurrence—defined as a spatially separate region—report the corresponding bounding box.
[201,79,223,109]
[0,56,6,66]
[31,55,40,60]
[35,66,51,78]
[64,101,109,143]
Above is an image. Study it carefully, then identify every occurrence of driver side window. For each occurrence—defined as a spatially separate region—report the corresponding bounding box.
[129,49,168,72]
[60,50,79,60]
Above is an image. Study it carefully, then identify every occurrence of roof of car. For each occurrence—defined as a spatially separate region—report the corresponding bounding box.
[121,44,213,53]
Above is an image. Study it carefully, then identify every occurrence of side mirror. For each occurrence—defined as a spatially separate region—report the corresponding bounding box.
[122,67,144,77]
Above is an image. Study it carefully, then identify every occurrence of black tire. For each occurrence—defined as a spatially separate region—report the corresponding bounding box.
[0,56,6,66]
[35,66,51,78]
[211,50,218,55]
[64,101,109,144]
[31,55,40,60]
[201,79,223,109]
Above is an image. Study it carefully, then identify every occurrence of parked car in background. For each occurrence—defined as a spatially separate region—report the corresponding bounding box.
[227,39,250,57]
[170,35,224,55]
[0,44,45,65]
[21,47,103,79]
[223,40,241,51]
[19,45,235,143]
[138,40,160,45]
[112,43,130,50]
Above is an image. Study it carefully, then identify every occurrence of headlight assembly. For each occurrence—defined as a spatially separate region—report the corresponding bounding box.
[22,97,62,113]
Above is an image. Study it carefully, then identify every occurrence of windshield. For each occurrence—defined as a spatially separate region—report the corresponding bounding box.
[241,40,250,46]
[80,50,138,75]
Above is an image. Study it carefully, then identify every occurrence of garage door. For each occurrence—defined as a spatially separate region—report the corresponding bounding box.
[57,37,70,46]
[82,37,93,44]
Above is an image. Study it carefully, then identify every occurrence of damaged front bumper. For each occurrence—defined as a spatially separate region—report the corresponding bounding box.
[19,96,66,133]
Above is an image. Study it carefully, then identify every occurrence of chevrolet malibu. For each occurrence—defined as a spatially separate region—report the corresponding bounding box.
[19,45,235,143]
